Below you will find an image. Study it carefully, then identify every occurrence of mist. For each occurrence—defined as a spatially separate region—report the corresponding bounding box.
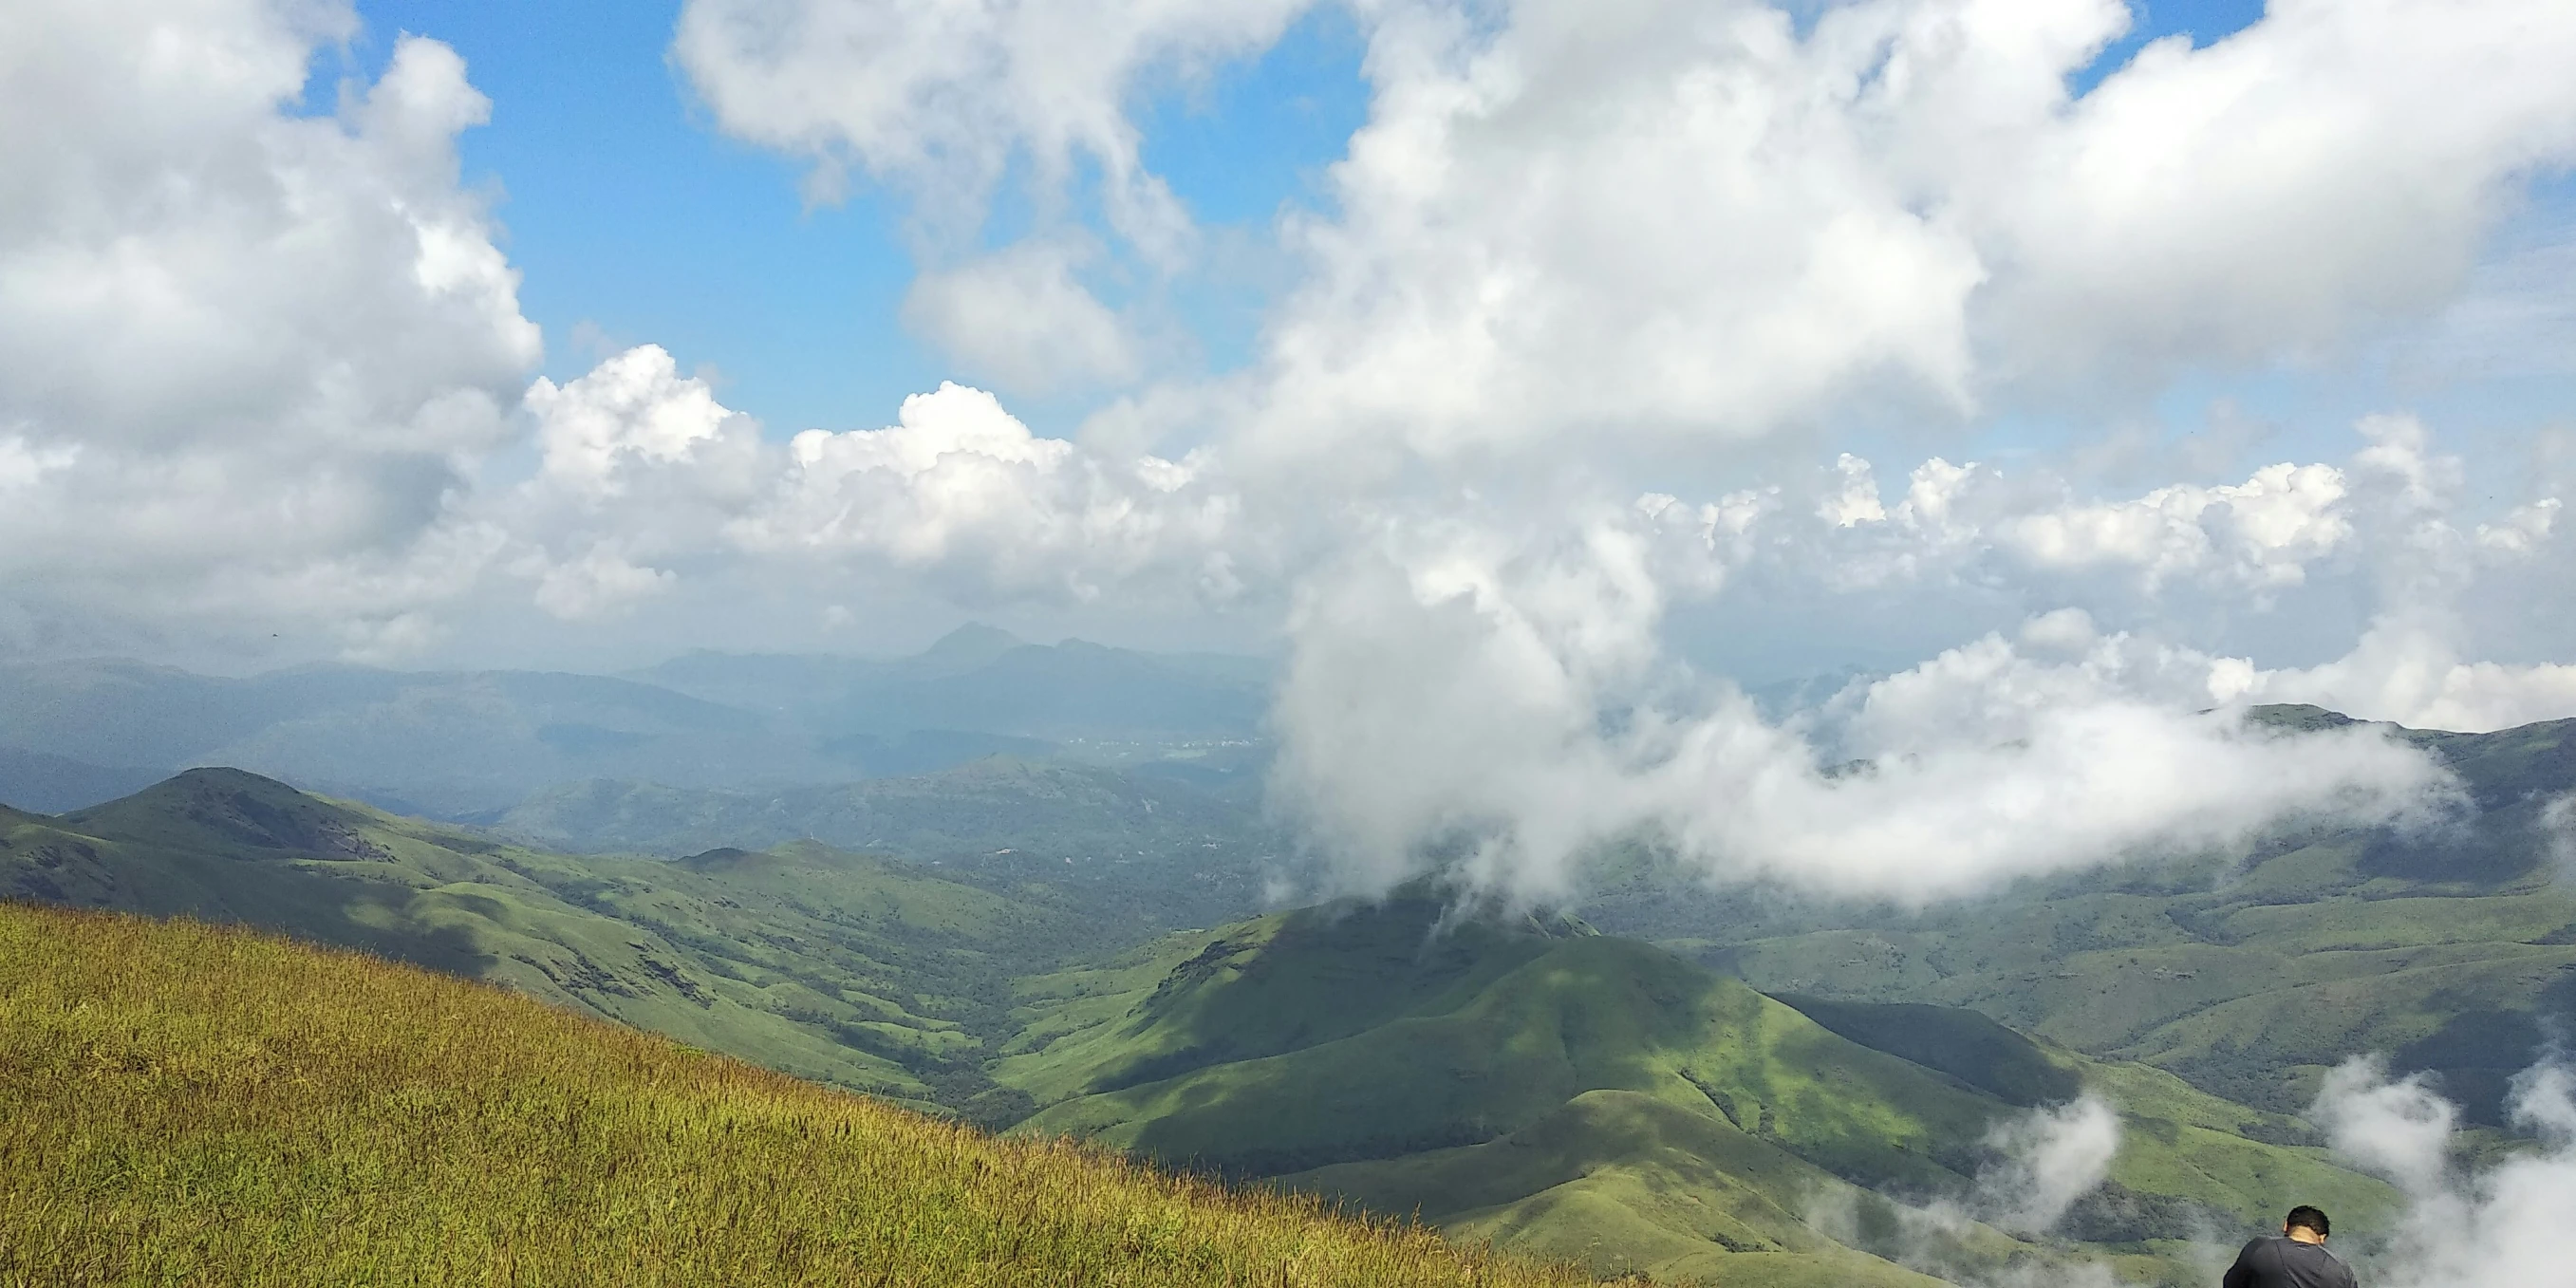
[2312,1055,2576,1286]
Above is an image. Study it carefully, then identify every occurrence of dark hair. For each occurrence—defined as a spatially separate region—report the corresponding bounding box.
[2286,1205,2330,1238]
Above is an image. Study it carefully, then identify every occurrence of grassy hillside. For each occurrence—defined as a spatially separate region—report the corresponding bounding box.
[0,768,1141,1120]
[998,893,2392,1286]
[1588,708,2576,1122]
[0,902,1583,1287]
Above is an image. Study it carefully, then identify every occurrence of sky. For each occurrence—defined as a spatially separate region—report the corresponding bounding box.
[7,0,2576,900]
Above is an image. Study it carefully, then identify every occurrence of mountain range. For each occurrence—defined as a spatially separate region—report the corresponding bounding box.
[0,625,1272,817]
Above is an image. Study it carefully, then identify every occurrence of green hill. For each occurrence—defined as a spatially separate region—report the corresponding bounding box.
[0,768,1122,1120]
[0,901,1583,1287]
[1587,708,2576,1123]
[998,892,2394,1285]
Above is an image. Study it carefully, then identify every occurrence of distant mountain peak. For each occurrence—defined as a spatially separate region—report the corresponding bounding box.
[65,767,388,860]
[923,623,1025,662]
[2246,703,2364,732]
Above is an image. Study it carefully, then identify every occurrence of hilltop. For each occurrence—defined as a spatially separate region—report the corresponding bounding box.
[0,902,1582,1287]
[997,892,2393,1286]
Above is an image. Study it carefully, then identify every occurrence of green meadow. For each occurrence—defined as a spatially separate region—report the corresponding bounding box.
[0,902,1587,1288]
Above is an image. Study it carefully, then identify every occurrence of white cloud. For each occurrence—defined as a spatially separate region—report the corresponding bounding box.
[1973,1094,2122,1236]
[1603,418,2576,733]
[2250,618,2576,733]
[526,345,749,495]
[2002,462,2352,592]
[2312,1055,2576,1288]
[901,240,1142,396]
[0,1,539,645]
[1222,0,2576,469]
[2314,1056,2459,1195]
[1979,0,2576,377]
[527,546,678,621]
[2476,498,2560,556]
[666,0,2576,479]
[673,0,1311,256]
[1267,519,2454,905]
[0,437,77,491]
[731,380,1245,603]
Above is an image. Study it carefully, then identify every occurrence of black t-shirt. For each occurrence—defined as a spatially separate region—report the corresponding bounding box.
[2222,1235,2358,1288]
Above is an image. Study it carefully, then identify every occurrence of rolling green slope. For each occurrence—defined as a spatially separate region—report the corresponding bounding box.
[1290,1091,1954,1287]
[1,768,1101,1118]
[1590,708,2576,1122]
[1000,892,2393,1285]
[1,902,1584,1288]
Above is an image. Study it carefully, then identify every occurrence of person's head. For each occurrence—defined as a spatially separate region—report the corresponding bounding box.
[2284,1206,2330,1242]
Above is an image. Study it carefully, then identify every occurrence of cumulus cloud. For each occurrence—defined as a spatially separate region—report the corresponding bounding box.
[901,240,1143,396]
[2249,618,2576,733]
[1220,0,2576,467]
[1608,416,2576,733]
[734,380,1245,602]
[2311,1055,2576,1287]
[0,0,539,644]
[492,345,1256,617]
[674,0,1309,255]
[2001,463,2353,593]
[526,345,754,495]
[1977,0,2576,376]
[668,0,2576,472]
[1267,516,2455,905]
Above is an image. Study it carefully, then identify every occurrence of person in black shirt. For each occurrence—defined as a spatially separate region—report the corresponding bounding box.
[2222,1205,2357,1288]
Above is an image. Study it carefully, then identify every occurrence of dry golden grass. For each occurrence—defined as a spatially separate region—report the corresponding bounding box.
[0,903,1592,1288]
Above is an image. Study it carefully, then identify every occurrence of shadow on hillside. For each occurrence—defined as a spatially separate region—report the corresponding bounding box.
[1090,893,1749,1182]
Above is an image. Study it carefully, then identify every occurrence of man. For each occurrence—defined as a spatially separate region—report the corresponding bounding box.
[2222,1206,2357,1288]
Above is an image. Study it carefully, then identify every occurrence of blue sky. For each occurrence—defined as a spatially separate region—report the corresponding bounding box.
[345,0,1373,436]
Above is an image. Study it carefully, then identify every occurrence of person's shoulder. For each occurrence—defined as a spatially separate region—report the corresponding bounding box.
[2323,1245,2359,1287]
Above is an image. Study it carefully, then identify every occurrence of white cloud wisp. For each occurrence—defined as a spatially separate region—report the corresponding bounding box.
[2311,1055,2576,1287]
